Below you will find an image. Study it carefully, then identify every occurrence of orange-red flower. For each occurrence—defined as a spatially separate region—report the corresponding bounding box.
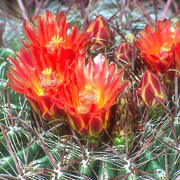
[7,11,91,120]
[24,10,90,54]
[138,70,168,107]
[55,54,128,137]
[136,20,180,77]
[86,15,113,52]
[7,46,75,120]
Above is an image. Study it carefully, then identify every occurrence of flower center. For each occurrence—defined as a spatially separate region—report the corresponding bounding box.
[51,35,64,45]
[160,47,171,52]
[42,68,53,75]
[78,85,98,113]
[159,47,171,58]
[46,35,64,53]
[37,68,61,96]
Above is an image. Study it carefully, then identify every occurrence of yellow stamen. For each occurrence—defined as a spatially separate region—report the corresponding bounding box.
[78,85,98,113]
[35,86,44,96]
[160,42,171,53]
[42,68,52,75]
[161,47,171,51]
[37,68,61,95]
[84,84,93,90]
[51,35,64,45]
[46,35,64,52]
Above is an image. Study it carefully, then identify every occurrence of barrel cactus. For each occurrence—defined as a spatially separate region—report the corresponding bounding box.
[0,1,179,180]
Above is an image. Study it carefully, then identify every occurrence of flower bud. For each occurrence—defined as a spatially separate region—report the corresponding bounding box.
[86,16,113,52]
[114,42,133,65]
[138,70,168,107]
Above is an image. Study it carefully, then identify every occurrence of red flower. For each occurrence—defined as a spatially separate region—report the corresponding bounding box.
[86,16,113,52]
[55,54,128,137]
[136,20,179,77]
[7,11,91,120]
[138,70,168,107]
[7,46,75,120]
[24,10,90,54]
